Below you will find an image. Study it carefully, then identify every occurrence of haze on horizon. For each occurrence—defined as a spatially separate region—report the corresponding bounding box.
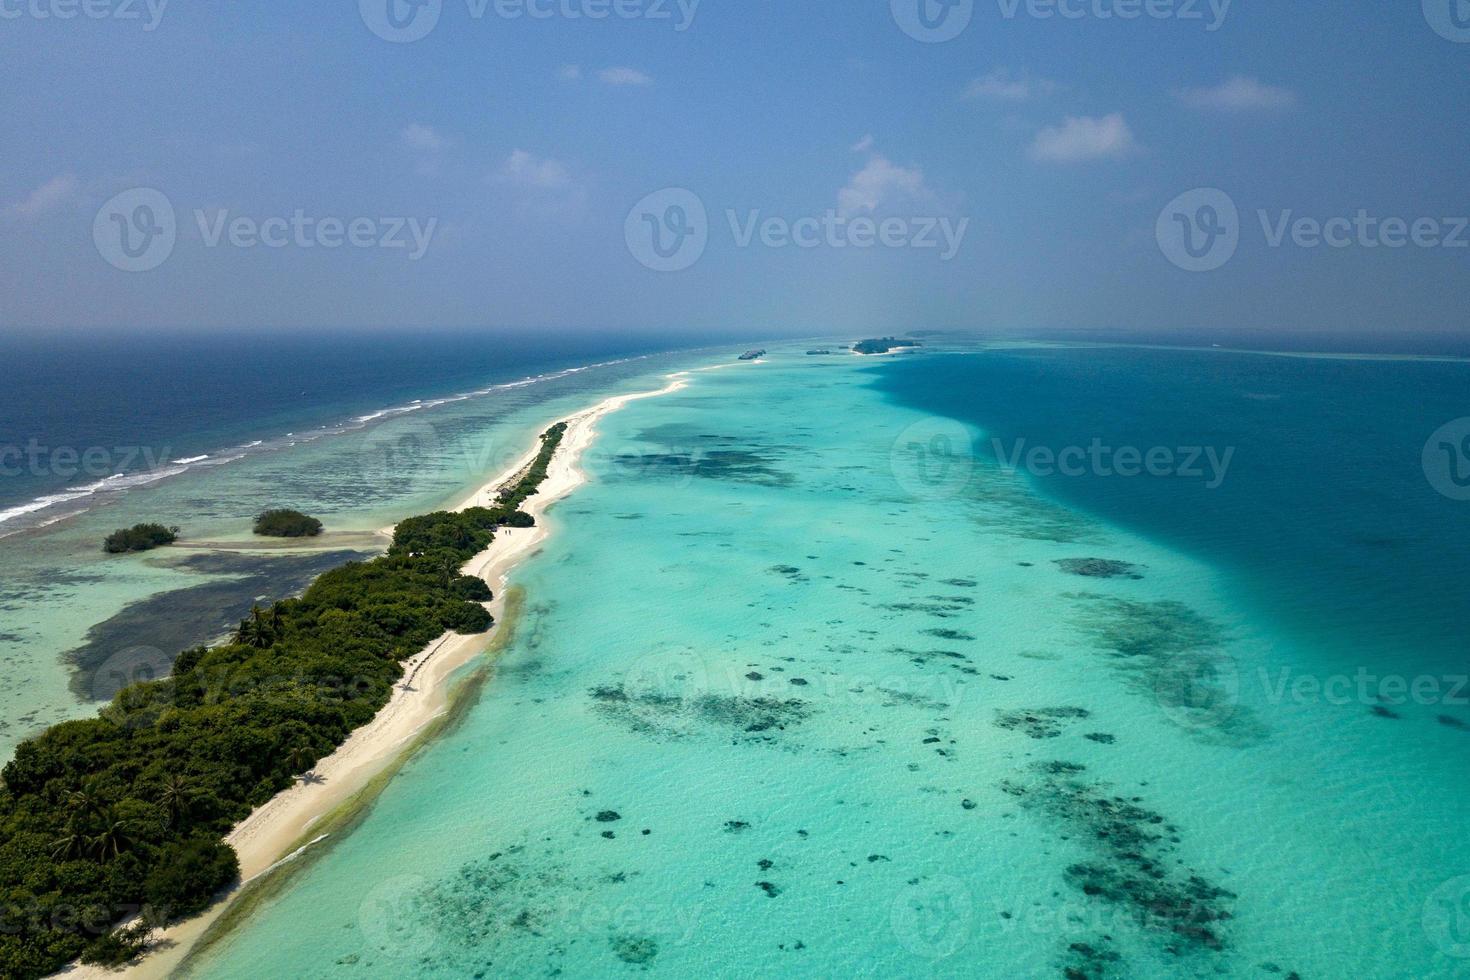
[2,1,1467,341]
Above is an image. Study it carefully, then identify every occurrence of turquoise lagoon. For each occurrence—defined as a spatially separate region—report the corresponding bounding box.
[186,346,1470,979]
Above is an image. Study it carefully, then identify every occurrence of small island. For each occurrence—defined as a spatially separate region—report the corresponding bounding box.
[103,523,179,554]
[738,349,767,361]
[806,349,834,356]
[852,338,923,355]
[253,509,324,538]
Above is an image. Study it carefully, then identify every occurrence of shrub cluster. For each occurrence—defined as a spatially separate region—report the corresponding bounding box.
[102,524,178,554]
[252,509,323,538]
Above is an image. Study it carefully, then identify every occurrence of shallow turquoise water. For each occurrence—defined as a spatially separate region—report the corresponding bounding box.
[187,348,1470,978]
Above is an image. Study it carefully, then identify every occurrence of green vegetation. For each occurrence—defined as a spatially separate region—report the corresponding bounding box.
[0,423,566,978]
[851,337,923,355]
[252,509,323,538]
[102,524,179,554]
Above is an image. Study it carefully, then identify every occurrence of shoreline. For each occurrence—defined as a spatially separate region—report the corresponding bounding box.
[57,373,693,979]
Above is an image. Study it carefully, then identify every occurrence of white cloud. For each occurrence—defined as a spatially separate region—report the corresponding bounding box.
[497,150,572,190]
[558,64,583,82]
[400,123,449,152]
[963,68,1059,102]
[837,155,931,216]
[9,174,79,216]
[598,67,652,87]
[851,134,875,153]
[1029,114,1139,163]
[1176,76,1298,111]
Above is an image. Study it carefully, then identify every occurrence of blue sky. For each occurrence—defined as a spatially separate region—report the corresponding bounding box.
[2,0,1467,340]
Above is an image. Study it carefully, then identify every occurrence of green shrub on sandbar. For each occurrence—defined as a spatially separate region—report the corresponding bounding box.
[252,509,323,538]
[103,524,178,554]
[0,423,567,978]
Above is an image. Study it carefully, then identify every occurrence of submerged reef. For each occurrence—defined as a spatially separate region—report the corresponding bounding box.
[589,683,812,743]
[1069,595,1267,747]
[1055,558,1144,580]
[994,706,1092,740]
[1002,761,1240,962]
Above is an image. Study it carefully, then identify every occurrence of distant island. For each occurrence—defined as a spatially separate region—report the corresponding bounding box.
[806,349,834,356]
[253,509,324,538]
[103,523,179,554]
[852,338,924,355]
[738,349,766,361]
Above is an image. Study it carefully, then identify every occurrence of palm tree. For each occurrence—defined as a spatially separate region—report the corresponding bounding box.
[157,773,192,828]
[87,807,137,861]
[50,821,87,861]
[235,605,273,648]
[65,781,104,819]
[286,742,316,780]
[436,556,459,590]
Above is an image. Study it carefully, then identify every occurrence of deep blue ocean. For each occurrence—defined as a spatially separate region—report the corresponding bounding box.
[872,346,1470,677]
[0,329,726,519]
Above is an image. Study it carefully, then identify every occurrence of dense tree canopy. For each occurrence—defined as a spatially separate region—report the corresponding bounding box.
[0,423,565,978]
